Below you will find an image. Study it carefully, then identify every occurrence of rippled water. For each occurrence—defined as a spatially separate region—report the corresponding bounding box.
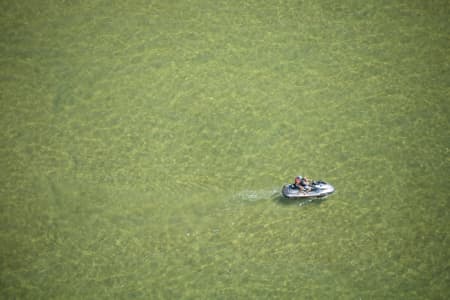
[1,1,449,299]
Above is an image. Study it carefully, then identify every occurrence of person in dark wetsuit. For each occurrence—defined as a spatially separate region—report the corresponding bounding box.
[292,176,312,192]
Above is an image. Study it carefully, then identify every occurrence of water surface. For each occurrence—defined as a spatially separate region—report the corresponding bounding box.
[1,1,449,299]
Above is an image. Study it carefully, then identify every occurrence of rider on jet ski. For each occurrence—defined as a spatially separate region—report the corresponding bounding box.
[292,176,312,192]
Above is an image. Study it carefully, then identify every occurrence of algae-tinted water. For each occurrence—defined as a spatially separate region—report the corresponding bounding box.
[1,1,449,299]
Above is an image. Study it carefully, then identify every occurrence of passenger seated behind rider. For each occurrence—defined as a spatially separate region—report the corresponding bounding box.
[292,176,311,192]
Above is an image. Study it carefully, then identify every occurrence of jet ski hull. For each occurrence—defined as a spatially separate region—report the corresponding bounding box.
[282,181,335,199]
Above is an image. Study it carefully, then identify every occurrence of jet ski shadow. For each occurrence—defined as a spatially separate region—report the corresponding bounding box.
[273,194,329,207]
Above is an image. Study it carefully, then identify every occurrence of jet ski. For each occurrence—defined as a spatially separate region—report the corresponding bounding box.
[282,180,335,199]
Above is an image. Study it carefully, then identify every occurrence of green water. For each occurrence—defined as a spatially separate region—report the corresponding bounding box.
[1,1,449,299]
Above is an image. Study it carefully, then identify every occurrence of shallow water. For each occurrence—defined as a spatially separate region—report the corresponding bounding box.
[1,1,449,299]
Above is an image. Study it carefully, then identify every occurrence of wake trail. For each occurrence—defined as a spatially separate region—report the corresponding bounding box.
[232,187,281,203]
